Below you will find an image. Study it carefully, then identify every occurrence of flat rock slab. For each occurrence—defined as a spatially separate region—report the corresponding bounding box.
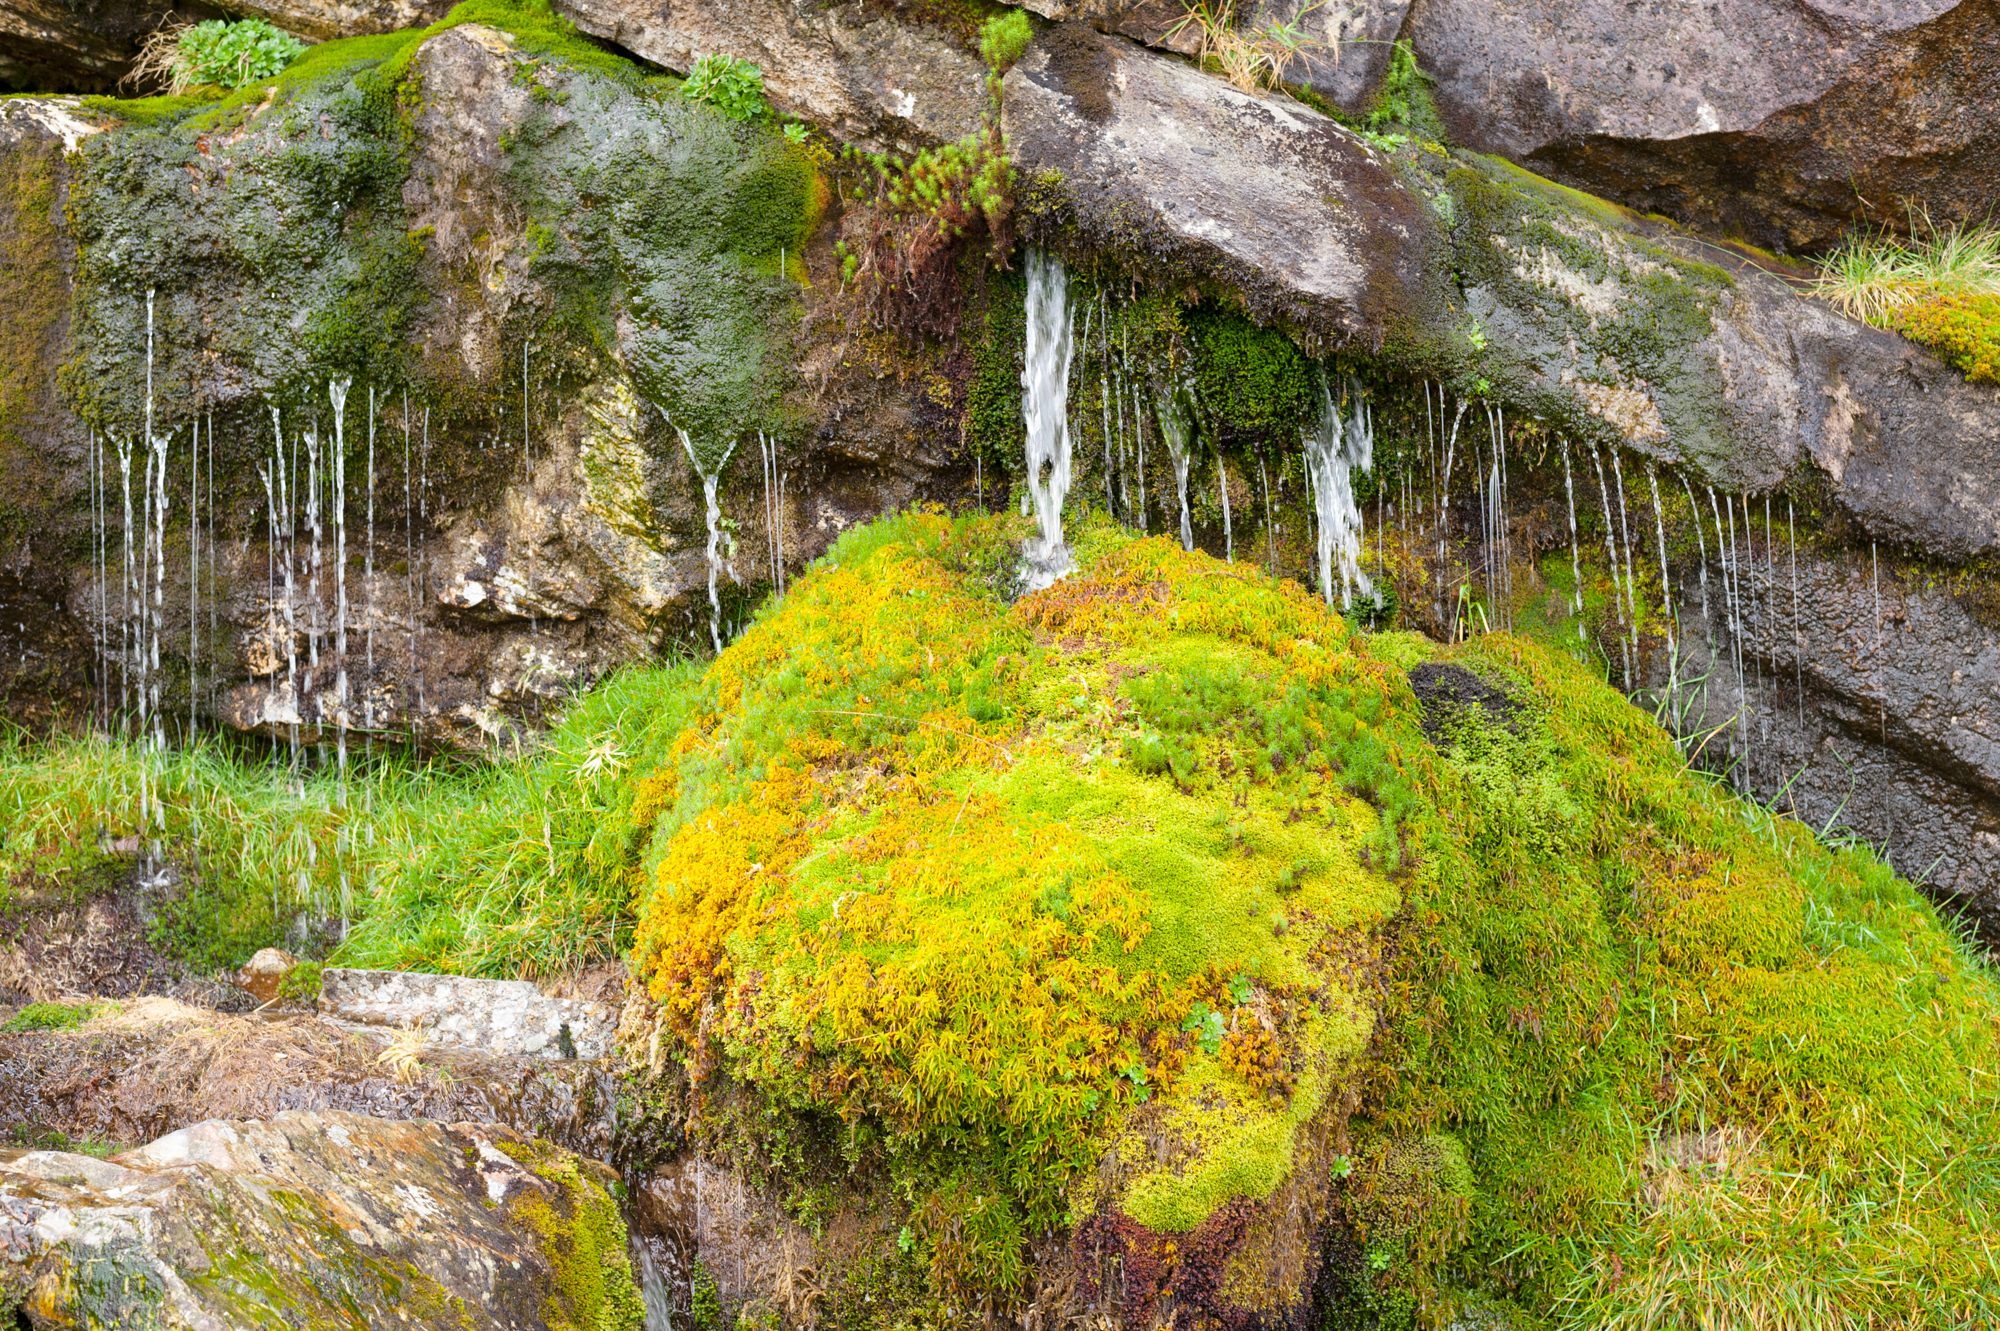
[319,967,616,1061]
[0,1109,639,1330]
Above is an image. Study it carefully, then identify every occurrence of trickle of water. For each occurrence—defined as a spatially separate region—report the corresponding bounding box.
[667,413,738,654]
[1589,446,1632,688]
[1872,541,1885,744]
[1789,498,1802,729]
[1020,248,1076,588]
[1302,376,1374,611]
[365,387,376,744]
[1560,440,1585,643]
[1156,390,1196,553]
[1257,454,1276,575]
[329,379,352,799]
[1609,449,1640,669]
[1216,448,1233,563]
[1646,465,1677,669]
[188,412,199,739]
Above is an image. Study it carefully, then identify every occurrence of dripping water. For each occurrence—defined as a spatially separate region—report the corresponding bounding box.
[1302,376,1373,611]
[1020,248,1076,588]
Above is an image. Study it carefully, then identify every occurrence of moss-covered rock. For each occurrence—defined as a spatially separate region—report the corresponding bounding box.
[0,1109,641,1330]
[615,511,2000,1325]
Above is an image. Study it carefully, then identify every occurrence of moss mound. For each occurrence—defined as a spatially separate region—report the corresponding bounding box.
[620,511,2000,1326]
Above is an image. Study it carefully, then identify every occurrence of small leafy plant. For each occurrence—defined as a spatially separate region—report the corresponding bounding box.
[681,52,769,122]
[156,19,306,95]
[978,10,1034,72]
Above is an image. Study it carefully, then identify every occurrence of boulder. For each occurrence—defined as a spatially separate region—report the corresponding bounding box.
[0,0,454,95]
[1002,23,1445,348]
[1404,0,2000,252]
[1005,27,2000,562]
[233,947,298,1004]
[0,1109,644,1330]
[555,0,989,153]
[318,967,617,1060]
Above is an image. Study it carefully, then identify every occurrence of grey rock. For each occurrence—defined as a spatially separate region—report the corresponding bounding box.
[319,967,617,1061]
[0,1110,637,1330]
[1405,0,2000,252]
[555,0,989,153]
[0,994,625,1159]
[1002,23,1444,348]
[1664,542,2000,933]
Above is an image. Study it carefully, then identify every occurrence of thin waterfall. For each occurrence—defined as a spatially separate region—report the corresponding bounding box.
[329,379,352,796]
[1646,465,1677,678]
[1609,449,1640,669]
[365,388,376,745]
[1156,390,1196,552]
[1257,454,1276,574]
[1789,499,1802,729]
[1215,449,1232,562]
[1020,248,1076,587]
[1589,446,1632,687]
[1560,441,1585,642]
[1302,376,1373,611]
[759,431,784,593]
[1679,474,1711,656]
[187,413,199,739]
[665,411,737,654]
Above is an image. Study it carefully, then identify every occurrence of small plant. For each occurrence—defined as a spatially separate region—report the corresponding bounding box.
[978,10,1035,72]
[681,52,769,122]
[277,960,324,1004]
[133,18,306,95]
[1167,0,1326,93]
[781,121,809,146]
[3,1001,97,1033]
[1813,213,2000,384]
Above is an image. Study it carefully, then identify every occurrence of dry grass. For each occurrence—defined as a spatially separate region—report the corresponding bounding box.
[1168,0,1328,94]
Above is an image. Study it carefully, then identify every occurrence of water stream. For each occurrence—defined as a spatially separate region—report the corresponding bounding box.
[1020,248,1076,589]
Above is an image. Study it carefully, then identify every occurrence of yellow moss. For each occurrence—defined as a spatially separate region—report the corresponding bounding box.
[495,1139,645,1331]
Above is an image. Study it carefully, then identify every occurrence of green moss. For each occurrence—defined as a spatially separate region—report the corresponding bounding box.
[2,1000,98,1032]
[964,265,1027,481]
[1186,304,1314,444]
[0,132,66,553]
[495,1138,646,1331]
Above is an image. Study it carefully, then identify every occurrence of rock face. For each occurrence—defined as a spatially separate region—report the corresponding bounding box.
[0,22,973,752]
[1405,0,2000,252]
[555,0,988,153]
[0,1109,643,1330]
[319,966,617,1060]
[1667,542,2000,934]
[1003,24,1445,347]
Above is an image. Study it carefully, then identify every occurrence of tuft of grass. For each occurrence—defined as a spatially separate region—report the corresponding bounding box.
[1166,0,1328,94]
[1811,213,2000,381]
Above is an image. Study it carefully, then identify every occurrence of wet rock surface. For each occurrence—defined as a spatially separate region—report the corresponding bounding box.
[1665,542,2000,933]
[1003,23,1445,348]
[0,1108,639,1330]
[1406,0,2000,253]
